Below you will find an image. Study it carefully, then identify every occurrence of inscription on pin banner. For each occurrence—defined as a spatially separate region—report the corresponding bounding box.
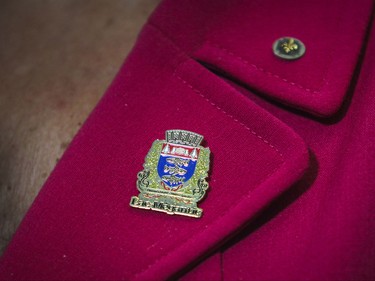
[130,130,210,218]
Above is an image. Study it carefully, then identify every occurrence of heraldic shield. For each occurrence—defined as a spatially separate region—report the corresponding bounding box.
[130,130,210,218]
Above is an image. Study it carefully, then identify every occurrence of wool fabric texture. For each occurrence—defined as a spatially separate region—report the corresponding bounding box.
[1,0,374,280]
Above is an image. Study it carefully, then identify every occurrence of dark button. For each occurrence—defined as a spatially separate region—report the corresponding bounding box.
[273,37,305,60]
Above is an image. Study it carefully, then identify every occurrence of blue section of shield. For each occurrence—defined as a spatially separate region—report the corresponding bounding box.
[157,155,197,189]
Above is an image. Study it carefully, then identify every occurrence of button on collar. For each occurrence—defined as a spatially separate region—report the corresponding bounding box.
[273,37,305,60]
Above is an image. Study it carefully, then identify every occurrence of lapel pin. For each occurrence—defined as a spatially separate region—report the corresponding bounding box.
[130,130,210,218]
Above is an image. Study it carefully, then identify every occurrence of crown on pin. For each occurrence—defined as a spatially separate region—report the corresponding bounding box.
[165,130,203,147]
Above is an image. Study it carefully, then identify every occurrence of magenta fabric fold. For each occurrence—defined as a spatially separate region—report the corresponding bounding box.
[1,0,375,280]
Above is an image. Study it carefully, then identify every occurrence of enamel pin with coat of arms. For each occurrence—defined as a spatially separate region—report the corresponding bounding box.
[130,130,210,218]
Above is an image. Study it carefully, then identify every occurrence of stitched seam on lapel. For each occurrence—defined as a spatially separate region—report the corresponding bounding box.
[145,22,283,158]
[206,41,320,94]
[174,74,283,158]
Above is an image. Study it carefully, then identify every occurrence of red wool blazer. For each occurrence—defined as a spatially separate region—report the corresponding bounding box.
[1,0,375,280]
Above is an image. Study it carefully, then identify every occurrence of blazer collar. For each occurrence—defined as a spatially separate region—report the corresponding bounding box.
[152,0,374,117]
